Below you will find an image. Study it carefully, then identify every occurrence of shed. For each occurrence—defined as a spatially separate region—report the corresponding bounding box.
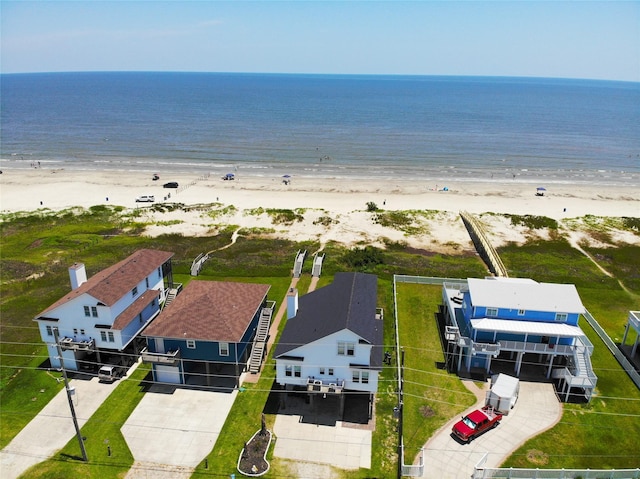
[486,373,519,414]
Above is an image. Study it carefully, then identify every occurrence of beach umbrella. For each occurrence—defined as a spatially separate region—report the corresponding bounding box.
[282,174,291,178]
[537,187,546,191]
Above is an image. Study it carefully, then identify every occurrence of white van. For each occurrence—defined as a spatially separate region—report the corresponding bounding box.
[98,365,123,382]
[135,195,155,203]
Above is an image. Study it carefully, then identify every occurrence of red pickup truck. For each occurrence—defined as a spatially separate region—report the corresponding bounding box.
[452,406,503,443]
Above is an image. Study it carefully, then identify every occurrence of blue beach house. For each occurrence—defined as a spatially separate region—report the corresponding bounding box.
[142,280,273,388]
[442,277,597,401]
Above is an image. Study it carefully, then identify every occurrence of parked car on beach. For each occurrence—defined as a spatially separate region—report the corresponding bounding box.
[163,182,179,188]
[135,195,155,203]
[452,406,503,443]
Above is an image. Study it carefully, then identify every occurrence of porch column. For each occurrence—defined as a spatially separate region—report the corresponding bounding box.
[515,352,524,376]
[457,346,463,372]
[546,354,554,379]
[622,322,630,345]
[632,334,640,357]
[485,354,492,374]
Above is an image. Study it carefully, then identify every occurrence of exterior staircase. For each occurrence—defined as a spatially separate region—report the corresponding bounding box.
[552,336,597,401]
[162,288,179,310]
[248,302,275,373]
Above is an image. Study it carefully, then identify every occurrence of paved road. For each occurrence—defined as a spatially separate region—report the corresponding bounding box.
[420,381,561,478]
[0,374,120,479]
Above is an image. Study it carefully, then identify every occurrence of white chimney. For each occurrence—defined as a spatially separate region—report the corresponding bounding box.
[286,287,298,319]
[69,263,87,290]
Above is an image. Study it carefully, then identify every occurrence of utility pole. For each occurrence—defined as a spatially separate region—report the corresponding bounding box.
[53,327,88,462]
[397,348,405,479]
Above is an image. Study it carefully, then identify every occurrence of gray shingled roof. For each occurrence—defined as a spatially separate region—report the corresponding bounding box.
[274,272,382,367]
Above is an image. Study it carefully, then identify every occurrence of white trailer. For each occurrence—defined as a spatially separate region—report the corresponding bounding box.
[486,373,519,414]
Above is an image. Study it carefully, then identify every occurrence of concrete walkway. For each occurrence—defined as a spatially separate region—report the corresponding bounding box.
[121,386,237,478]
[0,374,120,479]
[420,381,562,478]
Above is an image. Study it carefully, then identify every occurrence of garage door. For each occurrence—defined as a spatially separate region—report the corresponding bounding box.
[155,365,181,384]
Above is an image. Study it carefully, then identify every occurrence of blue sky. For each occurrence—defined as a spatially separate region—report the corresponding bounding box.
[2,1,639,81]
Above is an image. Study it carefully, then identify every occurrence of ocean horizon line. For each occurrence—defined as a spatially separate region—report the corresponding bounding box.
[2,70,639,86]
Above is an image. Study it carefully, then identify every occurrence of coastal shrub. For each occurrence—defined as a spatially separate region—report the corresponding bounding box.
[265,209,304,225]
[206,204,238,220]
[366,201,379,212]
[622,216,640,232]
[313,215,337,226]
[375,210,430,236]
[343,245,384,269]
[505,214,558,230]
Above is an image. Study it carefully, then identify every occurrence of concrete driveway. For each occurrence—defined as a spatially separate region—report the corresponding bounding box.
[121,386,237,479]
[420,381,561,478]
[273,393,373,472]
[0,373,121,479]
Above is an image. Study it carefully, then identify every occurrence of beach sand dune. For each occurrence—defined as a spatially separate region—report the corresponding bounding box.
[1,168,638,252]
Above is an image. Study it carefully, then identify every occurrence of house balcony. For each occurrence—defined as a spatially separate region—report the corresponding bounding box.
[59,337,95,351]
[140,347,181,366]
[498,340,573,355]
[471,341,501,357]
[306,377,345,394]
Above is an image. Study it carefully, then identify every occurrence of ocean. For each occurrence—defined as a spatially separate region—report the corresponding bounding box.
[1,72,639,186]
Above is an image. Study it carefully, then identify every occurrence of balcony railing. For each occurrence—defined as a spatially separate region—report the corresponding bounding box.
[59,337,95,351]
[140,347,181,366]
[306,377,345,394]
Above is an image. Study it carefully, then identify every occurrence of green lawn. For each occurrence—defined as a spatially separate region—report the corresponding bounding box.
[396,283,477,462]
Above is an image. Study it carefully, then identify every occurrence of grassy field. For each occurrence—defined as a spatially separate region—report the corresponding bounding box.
[2,206,639,477]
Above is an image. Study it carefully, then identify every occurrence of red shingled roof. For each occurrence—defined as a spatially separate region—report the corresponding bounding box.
[37,249,174,317]
[143,280,271,342]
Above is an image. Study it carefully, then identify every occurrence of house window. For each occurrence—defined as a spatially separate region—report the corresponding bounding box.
[294,365,301,377]
[91,306,98,317]
[319,367,325,375]
[486,307,498,317]
[285,365,292,377]
[100,331,107,342]
[84,306,90,317]
[338,341,355,356]
[152,299,156,307]
[46,325,53,336]
[328,368,334,376]
[518,309,526,316]
[80,329,85,335]
[132,286,138,297]
[219,342,229,356]
[158,267,162,278]
[186,339,196,349]
[108,332,115,342]
[555,313,568,322]
[145,277,149,288]
[73,328,78,335]
[138,313,143,324]
[352,370,360,383]
[362,371,369,384]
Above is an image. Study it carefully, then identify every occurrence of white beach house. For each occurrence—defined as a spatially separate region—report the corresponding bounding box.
[34,249,175,371]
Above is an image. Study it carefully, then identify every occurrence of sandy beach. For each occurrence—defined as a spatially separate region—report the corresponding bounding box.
[1,168,638,253]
